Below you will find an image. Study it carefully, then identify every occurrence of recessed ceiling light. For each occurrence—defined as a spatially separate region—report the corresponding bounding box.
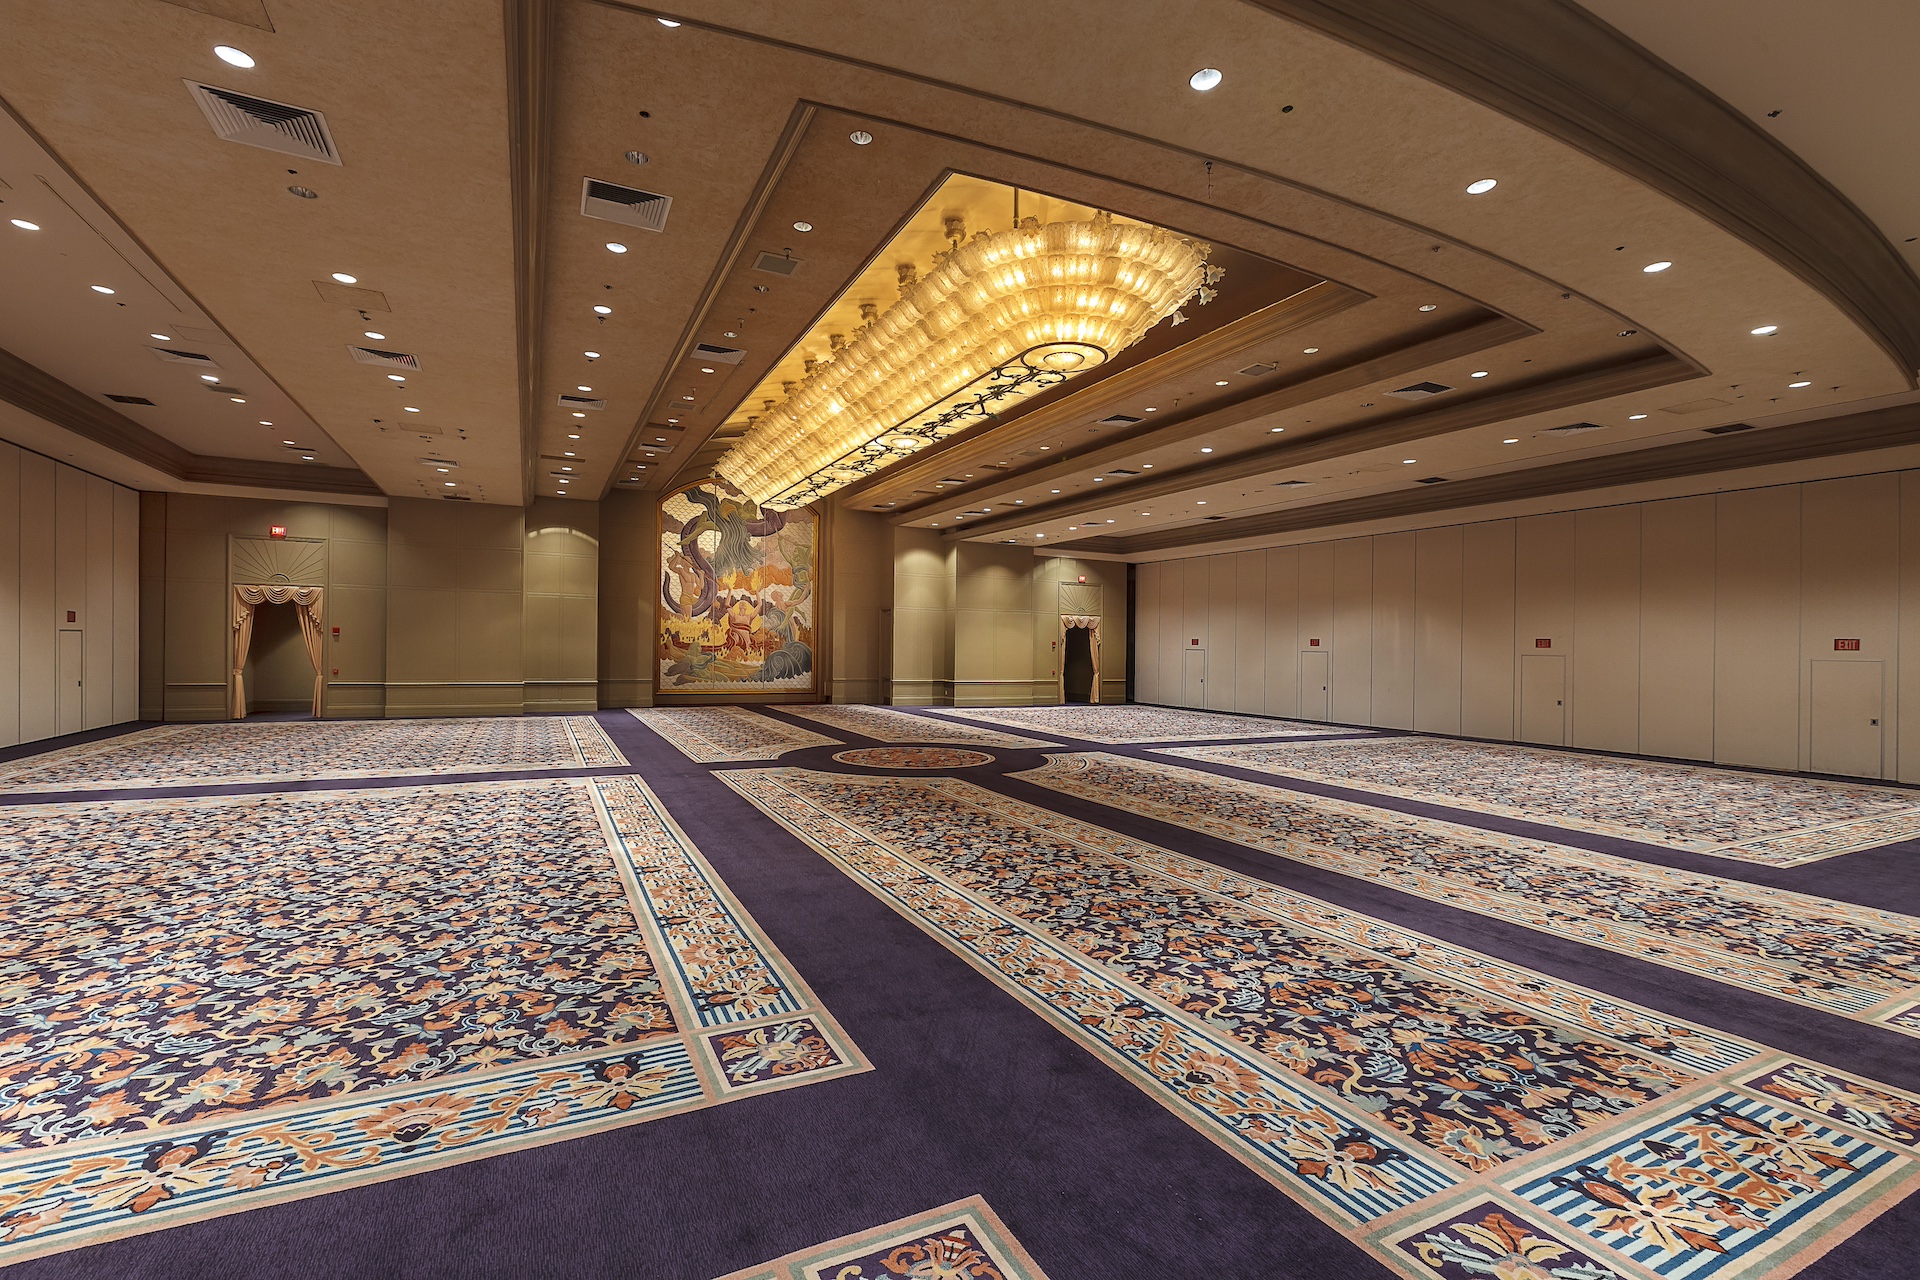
[1067,526,1078,531]
[606,243,627,254]
[577,385,592,391]
[150,333,170,340]
[1402,458,1417,464]
[229,396,246,403]
[585,351,601,358]
[10,219,41,231]
[331,272,357,284]
[90,285,115,295]
[404,406,420,413]
[981,507,992,512]
[681,394,694,401]
[213,45,255,68]
[561,466,572,472]
[1199,447,1213,453]
[283,439,296,445]
[444,480,457,487]
[568,433,581,440]
[792,221,813,233]
[1628,413,1648,420]
[1035,533,1045,538]
[288,185,318,200]
[1465,178,1498,194]
[1503,438,1519,444]
[594,305,612,315]
[200,374,219,382]
[1470,370,1489,378]
[656,16,680,26]
[1190,67,1222,91]
[1144,407,1159,413]
[1051,489,1061,494]
[573,412,586,418]
[1214,379,1229,386]
[700,367,715,374]
[387,373,406,382]
[1789,380,1812,388]
[1303,346,1319,353]
[1751,325,1778,335]
[1417,303,1438,312]
[625,151,649,165]
[1269,427,1284,433]
[722,331,737,338]
[1195,501,1207,506]
[1093,477,1104,482]
[364,331,385,340]
[1643,261,1672,273]
[258,420,272,426]
[564,451,576,457]
[667,417,679,424]
[1013,499,1024,505]
[1141,463,1154,468]
[849,130,873,146]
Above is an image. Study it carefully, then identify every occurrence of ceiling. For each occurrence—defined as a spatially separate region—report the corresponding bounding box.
[0,0,1913,556]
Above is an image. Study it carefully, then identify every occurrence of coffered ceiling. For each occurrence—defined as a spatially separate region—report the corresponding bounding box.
[0,0,1913,555]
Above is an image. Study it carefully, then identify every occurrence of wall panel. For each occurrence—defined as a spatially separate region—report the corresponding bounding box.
[1232,550,1266,713]
[1571,505,1641,753]
[1331,538,1372,724]
[0,446,17,746]
[1714,487,1802,769]
[18,452,56,743]
[1639,496,1716,761]
[1413,526,1463,735]
[1460,519,1516,740]
[1799,474,1897,775]
[1204,554,1236,710]
[1262,546,1299,718]
[1370,532,1416,729]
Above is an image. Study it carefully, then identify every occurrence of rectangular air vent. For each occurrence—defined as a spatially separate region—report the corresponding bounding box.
[1237,362,1277,376]
[1389,381,1452,400]
[1704,422,1757,435]
[558,394,606,411]
[581,178,672,232]
[1273,479,1310,487]
[1105,469,1139,476]
[752,251,802,276]
[1415,476,1449,484]
[348,345,419,370]
[443,493,472,501]
[693,343,745,364]
[1096,414,1141,426]
[1544,422,1606,434]
[185,81,341,164]
[1203,515,1226,521]
[150,346,219,368]
[103,394,155,405]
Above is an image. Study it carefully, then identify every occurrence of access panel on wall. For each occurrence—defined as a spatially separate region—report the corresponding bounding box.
[657,478,818,697]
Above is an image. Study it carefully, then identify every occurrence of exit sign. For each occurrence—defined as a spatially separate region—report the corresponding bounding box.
[1835,638,1862,651]
[269,525,287,539]
[1190,638,1200,646]
[1534,638,1552,648]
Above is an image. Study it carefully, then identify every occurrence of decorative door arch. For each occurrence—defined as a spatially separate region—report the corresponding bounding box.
[1059,613,1102,704]
[231,585,325,718]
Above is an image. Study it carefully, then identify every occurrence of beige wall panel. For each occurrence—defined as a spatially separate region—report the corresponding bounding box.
[1134,561,1160,704]
[1413,526,1464,735]
[1230,551,1266,714]
[1262,546,1299,719]
[326,504,387,544]
[139,492,167,720]
[1296,540,1334,712]
[326,584,387,685]
[18,452,55,743]
[1799,473,1898,776]
[1370,531,1416,730]
[113,485,138,725]
[597,490,653,709]
[1571,505,1642,753]
[83,475,115,729]
[54,465,87,631]
[0,446,18,746]
[522,593,562,682]
[1714,486,1802,769]
[1638,496,1717,762]
[1331,538,1372,725]
[166,530,228,584]
[1181,554,1210,658]
[1205,554,1237,710]
[330,538,389,590]
[1902,474,1920,781]
[1513,513,1576,728]
[457,592,525,684]
[1460,519,1516,740]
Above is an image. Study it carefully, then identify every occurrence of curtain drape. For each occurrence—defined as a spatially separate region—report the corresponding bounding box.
[231,585,325,719]
[1060,614,1102,705]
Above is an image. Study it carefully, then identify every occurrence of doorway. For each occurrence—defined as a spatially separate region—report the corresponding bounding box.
[1519,655,1567,745]
[244,602,317,715]
[1062,627,1095,703]
[1810,659,1884,777]
[57,629,83,735]
[1182,649,1206,707]
[230,584,325,719]
[1299,650,1330,722]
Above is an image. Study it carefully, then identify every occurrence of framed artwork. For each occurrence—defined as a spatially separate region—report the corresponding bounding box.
[656,478,819,697]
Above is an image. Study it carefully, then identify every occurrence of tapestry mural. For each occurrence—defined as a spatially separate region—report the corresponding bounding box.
[658,478,817,695]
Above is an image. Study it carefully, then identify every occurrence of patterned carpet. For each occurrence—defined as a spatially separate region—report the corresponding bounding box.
[780,704,1057,748]
[1163,737,1920,865]
[926,703,1355,744]
[1019,753,1920,1034]
[630,705,840,762]
[0,717,626,792]
[722,766,1920,1280]
[721,1196,1049,1280]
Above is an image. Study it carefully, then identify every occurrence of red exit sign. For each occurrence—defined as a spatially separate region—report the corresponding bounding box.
[269,525,287,539]
[1534,638,1552,648]
[1835,638,1862,651]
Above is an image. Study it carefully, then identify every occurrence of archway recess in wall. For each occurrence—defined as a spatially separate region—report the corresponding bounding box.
[230,585,324,718]
[1060,614,1102,704]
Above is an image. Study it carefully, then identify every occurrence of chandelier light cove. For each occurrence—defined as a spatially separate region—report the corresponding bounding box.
[716,210,1218,508]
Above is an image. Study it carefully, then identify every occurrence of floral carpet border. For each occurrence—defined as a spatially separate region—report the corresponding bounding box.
[0,775,865,1265]
[716,1195,1051,1280]
[926,703,1356,745]
[629,706,841,763]
[720,768,1920,1280]
[780,705,1057,749]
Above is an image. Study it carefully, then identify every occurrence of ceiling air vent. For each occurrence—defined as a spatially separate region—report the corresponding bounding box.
[443,493,472,501]
[693,343,745,364]
[752,251,802,276]
[1273,479,1310,487]
[1389,381,1452,400]
[1105,468,1139,476]
[1096,414,1142,427]
[185,81,341,164]
[1415,476,1449,485]
[348,345,419,370]
[1237,362,1277,376]
[558,394,606,411]
[1203,515,1226,521]
[1704,422,1757,435]
[581,178,672,232]
[150,346,219,368]
[1544,422,1606,434]
[104,394,155,405]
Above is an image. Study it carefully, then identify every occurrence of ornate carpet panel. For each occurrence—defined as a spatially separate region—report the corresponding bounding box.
[721,768,1920,1280]
[0,717,627,792]
[927,703,1354,744]
[1161,737,1920,866]
[1017,754,1920,1037]
[0,776,863,1264]
[718,1195,1050,1280]
[629,706,840,762]
[780,704,1056,748]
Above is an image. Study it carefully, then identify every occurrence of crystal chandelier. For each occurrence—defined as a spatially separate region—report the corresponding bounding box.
[716,211,1218,508]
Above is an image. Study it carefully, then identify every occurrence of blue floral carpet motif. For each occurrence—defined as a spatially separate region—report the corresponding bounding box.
[0,774,863,1265]
[722,767,1920,1280]
[719,1195,1050,1280]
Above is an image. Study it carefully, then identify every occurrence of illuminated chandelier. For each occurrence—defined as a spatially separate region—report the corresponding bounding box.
[716,211,1218,508]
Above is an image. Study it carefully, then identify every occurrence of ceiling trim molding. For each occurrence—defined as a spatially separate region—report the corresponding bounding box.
[505,0,559,504]
[1243,0,1920,381]
[0,346,381,495]
[1060,399,1920,555]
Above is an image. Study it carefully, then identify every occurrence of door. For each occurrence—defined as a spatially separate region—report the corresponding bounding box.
[1810,659,1884,777]
[1182,649,1206,707]
[1299,651,1331,722]
[1519,654,1566,745]
[1062,627,1095,703]
[57,629,84,736]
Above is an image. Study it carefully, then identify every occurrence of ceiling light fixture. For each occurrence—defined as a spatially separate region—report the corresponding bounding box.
[594,305,612,315]
[1465,178,1498,194]
[1269,427,1284,433]
[1628,413,1648,420]
[1189,67,1223,91]
[700,367,715,374]
[283,439,296,445]
[1195,501,1207,505]
[573,412,587,418]
[715,210,1215,507]
[90,285,115,295]
[577,385,592,391]
[1503,438,1519,444]
[150,333,170,340]
[200,374,219,382]
[331,272,357,284]
[1751,324,1778,336]
[793,221,813,233]
[1643,261,1673,273]
[387,374,405,382]
[1141,463,1154,468]
[606,243,627,254]
[722,331,737,338]
[405,406,421,413]
[1051,489,1061,494]
[364,331,385,340]
[1417,303,1438,312]
[229,397,246,403]
[1470,370,1489,378]
[1789,380,1812,388]
[258,420,272,426]
[585,351,600,358]
[849,130,873,146]
[9,219,40,231]
[213,45,255,68]
[625,151,649,165]
[657,17,680,26]
[1214,379,1229,386]
[1199,447,1213,453]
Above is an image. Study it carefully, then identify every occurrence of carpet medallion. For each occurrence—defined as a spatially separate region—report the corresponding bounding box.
[831,747,994,770]
[929,703,1354,744]
[721,767,1919,1280]
[779,705,1056,748]
[1020,753,1920,1034]
[1162,737,1920,865]
[0,774,863,1264]
[0,717,627,792]
[718,1195,1050,1280]
[629,706,840,762]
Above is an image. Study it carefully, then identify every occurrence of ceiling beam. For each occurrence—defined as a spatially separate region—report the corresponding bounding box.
[504,0,559,504]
